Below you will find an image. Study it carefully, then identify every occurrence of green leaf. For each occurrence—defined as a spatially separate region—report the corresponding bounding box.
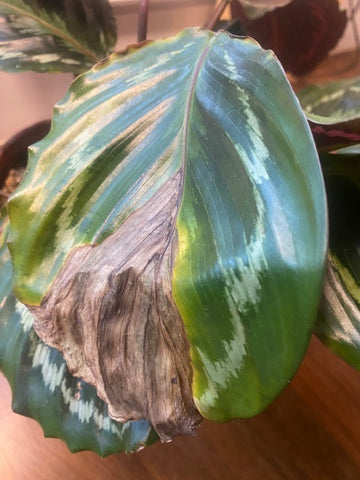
[316,254,360,369]
[298,78,360,153]
[315,154,360,369]
[0,216,158,456]
[8,28,327,433]
[0,0,116,72]
[298,77,360,125]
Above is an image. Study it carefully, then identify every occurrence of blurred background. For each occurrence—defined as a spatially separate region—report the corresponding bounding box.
[1,0,359,141]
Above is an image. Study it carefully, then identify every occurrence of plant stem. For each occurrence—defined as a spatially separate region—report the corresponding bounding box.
[204,0,231,30]
[138,0,149,43]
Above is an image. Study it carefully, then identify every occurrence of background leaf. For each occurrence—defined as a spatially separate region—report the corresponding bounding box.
[0,216,158,456]
[298,77,360,125]
[0,0,117,72]
[309,123,360,153]
[243,0,347,75]
[8,28,327,425]
[315,153,360,369]
[298,77,360,152]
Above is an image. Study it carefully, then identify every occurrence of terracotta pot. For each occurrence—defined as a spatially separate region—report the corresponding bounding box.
[0,120,51,205]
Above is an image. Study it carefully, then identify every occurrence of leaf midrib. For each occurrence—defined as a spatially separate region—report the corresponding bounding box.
[0,1,98,63]
[180,35,214,194]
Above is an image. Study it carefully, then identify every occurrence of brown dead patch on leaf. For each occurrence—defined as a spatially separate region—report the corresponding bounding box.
[30,172,202,442]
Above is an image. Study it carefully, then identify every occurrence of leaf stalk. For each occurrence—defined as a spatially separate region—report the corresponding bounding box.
[138,0,149,42]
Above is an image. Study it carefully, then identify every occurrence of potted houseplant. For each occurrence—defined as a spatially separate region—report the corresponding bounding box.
[0,0,359,457]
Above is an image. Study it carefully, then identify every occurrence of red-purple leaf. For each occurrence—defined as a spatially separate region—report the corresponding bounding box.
[311,122,360,152]
[244,0,347,75]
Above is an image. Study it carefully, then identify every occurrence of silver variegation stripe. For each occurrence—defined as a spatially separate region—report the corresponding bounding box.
[319,254,360,347]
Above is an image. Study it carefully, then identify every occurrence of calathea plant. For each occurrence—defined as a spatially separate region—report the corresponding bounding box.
[0,0,359,456]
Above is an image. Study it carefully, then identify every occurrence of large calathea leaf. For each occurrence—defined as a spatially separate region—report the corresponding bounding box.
[315,153,360,369]
[0,216,157,455]
[0,0,116,72]
[7,28,327,442]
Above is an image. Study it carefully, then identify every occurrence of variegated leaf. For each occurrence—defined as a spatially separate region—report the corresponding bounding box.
[0,0,116,72]
[0,216,158,456]
[8,28,327,441]
[309,124,360,153]
[316,253,360,369]
[299,77,360,125]
[298,77,360,152]
[315,153,360,369]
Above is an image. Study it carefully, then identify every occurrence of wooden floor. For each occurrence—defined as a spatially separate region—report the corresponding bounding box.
[2,335,360,479]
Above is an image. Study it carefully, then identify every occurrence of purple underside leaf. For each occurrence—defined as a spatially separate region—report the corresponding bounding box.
[311,124,360,152]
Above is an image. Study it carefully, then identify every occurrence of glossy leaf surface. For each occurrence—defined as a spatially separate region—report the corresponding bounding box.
[8,29,327,426]
[315,154,360,369]
[0,217,157,456]
[0,0,116,72]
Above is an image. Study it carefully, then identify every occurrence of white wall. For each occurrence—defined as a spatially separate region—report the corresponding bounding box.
[0,72,73,142]
[111,0,214,49]
[333,6,360,54]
